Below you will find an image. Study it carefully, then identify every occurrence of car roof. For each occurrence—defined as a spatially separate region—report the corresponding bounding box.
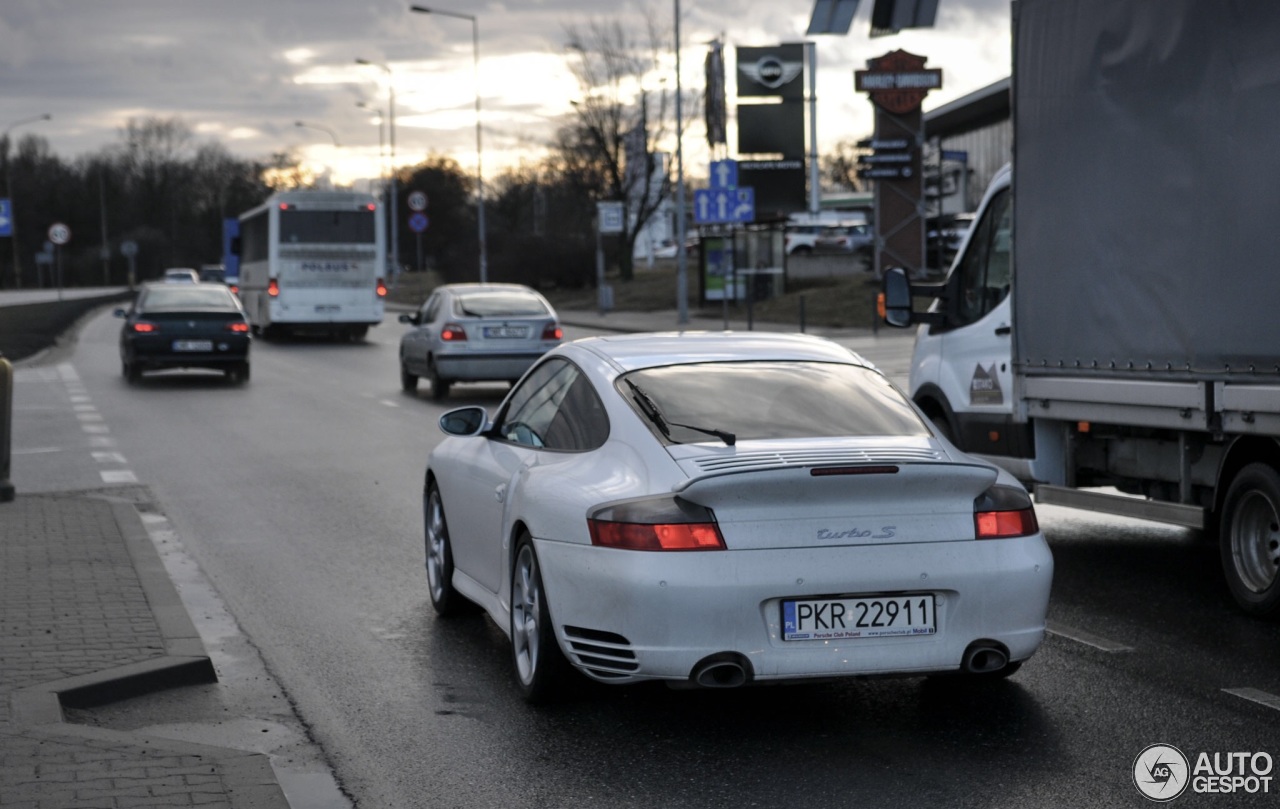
[440,283,540,295]
[566,331,871,373]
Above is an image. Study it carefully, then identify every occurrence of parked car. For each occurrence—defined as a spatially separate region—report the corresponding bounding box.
[422,331,1053,702]
[115,282,251,384]
[398,283,562,400]
[162,267,200,283]
[814,223,874,259]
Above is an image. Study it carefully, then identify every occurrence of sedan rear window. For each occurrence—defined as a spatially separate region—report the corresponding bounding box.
[455,292,548,318]
[141,287,239,311]
[618,361,928,444]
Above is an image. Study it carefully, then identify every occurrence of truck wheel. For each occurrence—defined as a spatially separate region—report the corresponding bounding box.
[1220,463,1280,617]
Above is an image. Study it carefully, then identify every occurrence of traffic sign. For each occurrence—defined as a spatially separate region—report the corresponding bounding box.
[693,187,755,224]
[857,165,914,180]
[0,199,11,237]
[709,159,738,190]
[48,222,70,245]
[597,201,625,234]
[408,212,429,233]
[407,191,428,212]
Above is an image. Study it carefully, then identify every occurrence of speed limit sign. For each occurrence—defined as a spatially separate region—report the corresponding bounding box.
[48,222,71,245]
[407,191,428,212]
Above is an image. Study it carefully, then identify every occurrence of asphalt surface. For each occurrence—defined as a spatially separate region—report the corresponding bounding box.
[0,297,908,808]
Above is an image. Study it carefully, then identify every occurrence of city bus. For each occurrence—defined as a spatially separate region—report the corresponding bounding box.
[233,190,387,339]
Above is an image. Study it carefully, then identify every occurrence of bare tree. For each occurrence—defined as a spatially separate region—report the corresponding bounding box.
[561,14,676,282]
[821,138,867,194]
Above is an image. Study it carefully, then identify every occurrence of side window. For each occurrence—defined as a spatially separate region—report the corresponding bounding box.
[498,359,609,451]
[421,294,440,325]
[951,188,1012,327]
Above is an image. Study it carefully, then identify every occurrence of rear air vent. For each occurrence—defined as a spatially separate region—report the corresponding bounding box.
[563,626,638,677]
[693,448,942,473]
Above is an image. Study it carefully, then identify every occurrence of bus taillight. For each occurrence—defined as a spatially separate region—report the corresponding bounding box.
[376,278,387,297]
[268,278,280,297]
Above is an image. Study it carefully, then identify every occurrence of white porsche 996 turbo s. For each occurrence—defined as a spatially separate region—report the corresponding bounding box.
[422,332,1053,702]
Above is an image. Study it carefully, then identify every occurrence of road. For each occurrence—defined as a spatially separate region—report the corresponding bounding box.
[11,307,1280,808]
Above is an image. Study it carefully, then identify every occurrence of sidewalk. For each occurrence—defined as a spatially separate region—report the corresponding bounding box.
[0,494,290,808]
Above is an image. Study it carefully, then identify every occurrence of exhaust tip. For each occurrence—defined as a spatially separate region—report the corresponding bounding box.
[962,641,1010,674]
[691,653,753,688]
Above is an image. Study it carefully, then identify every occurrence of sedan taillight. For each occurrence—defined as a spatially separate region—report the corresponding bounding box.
[226,321,250,333]
[588,496,726,551]
[974,485,1039,539]
[541,323,563,341]
[440,323,467,341]
[130,321,158,334]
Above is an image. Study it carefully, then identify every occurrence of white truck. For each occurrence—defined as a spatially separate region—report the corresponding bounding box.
[882,0,1280,616]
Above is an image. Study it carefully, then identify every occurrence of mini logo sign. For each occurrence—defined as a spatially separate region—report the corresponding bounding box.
[855,50,941,114]
[741,55,803,90]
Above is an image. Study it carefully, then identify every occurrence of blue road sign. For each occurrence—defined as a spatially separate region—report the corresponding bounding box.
[0,199,11,237]
[693,187,755,224]
[408,212,429,233]
[709,159,738,190]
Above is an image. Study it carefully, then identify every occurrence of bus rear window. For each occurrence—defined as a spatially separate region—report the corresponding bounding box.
[280,210,376,244]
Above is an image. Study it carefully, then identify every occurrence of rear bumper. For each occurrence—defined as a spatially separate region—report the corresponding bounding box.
[534,534,1053,684]
[435,352,547,382]
[124,335,249,368]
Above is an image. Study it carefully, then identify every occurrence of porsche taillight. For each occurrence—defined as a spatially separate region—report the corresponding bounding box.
[974,485,1039,539]
[588,497,726,551]
[440,323,467,341]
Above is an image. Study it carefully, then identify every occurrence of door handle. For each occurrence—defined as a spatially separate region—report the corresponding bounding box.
[995,325,1011,336]
[495,484,507,503]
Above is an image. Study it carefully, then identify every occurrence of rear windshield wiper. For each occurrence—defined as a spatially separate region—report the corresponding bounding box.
[624,380,736,447]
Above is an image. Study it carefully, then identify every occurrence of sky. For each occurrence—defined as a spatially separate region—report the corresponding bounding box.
[0,0,1011,191]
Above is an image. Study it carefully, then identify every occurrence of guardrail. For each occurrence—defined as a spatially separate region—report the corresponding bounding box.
[0,289,132,362]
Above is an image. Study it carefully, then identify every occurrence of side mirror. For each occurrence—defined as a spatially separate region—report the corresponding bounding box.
[881,267,914,328]
[439,406,489,437]
[113,308,128,318]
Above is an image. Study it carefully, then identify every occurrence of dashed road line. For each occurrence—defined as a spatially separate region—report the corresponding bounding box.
[1046,620,1134,652]
[1224,688,1280,713]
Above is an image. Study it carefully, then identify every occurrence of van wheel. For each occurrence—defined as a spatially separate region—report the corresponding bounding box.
[1220,463,1280,618]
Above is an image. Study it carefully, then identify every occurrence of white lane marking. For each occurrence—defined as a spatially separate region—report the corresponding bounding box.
[76,412,104,422]
[1224,688,1280,713]
[82,424,110,434]
[92,451,128,464]
[88,437,117,447]
[69,395,91,403]
[379,399,400,408]
[73,403,96,411]
[1045,620,1133,652]
[100,470,138,483]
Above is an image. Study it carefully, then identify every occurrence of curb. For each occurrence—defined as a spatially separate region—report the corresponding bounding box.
[7,498,292,809]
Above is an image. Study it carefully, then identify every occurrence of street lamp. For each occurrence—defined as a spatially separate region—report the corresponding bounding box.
[410,5,488,283]
[356,58,400,281]
[357,101,387,195]
[294,120,341,147]
[5,113,52,289]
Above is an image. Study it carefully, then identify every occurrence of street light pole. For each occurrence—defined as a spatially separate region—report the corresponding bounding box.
[294,120,341,147]
[4,113,52,289]
[410,5,488,283]
[674,1,689,325]
[356,59,399,282]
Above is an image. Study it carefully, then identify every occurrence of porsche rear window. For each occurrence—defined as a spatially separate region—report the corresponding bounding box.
[618,361,928,443]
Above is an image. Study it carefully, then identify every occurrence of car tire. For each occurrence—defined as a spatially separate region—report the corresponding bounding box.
[124,361,141,385]
[427,359,451,401]
[510,536,572,703]
[424,482,470,617]
[401,362,419,393]
[226,362,250,385]
[1220,463,1280,618]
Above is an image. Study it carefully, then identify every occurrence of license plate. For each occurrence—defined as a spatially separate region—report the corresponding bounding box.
[315,304,340,313]
[483,326,529,339]
[782,594,936,641]
[172,340,213,352]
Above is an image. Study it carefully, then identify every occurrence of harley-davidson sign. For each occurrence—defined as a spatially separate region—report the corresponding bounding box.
[855,50,941,114]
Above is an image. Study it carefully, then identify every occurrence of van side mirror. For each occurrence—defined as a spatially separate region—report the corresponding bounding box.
[881,268,914,328]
